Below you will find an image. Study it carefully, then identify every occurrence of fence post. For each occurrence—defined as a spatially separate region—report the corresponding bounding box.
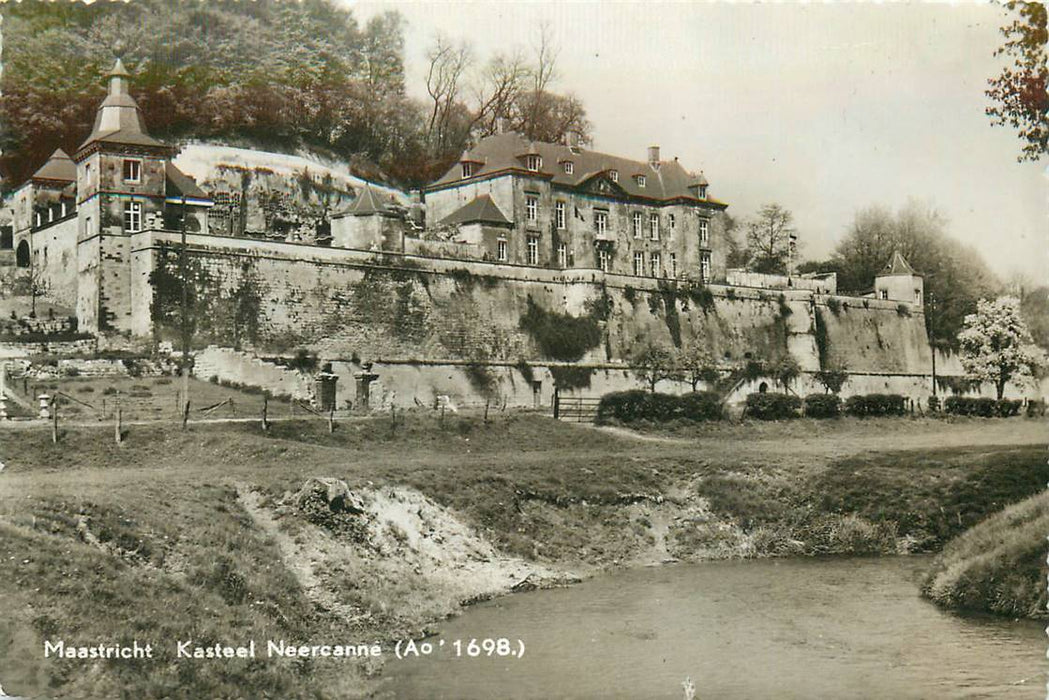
[115,408,123,444]
[230,397,236,418]
[182,401,190,430]
[484,398,490,424]
[553,391,560,420]
[328,406,335,434]
[262,396,269,432]
[51,396,58,444]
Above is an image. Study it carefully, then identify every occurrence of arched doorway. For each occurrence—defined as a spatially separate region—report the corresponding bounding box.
[15,240,30,268]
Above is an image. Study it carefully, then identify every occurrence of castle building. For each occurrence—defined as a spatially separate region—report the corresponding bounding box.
[873,250,923,305]
[421,133,729,282]
[2,59,212,330]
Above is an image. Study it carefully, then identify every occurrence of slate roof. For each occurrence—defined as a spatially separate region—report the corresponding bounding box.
[427,132,722,205]
[164,162,210,201]
[881,250,917,276]
[31,149,76,183]
[78,59,166,153]
[334,184,397,217]
[438,194,512,227]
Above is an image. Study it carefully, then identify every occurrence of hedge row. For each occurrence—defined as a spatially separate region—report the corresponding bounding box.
[844,393,907,417]
[804,393,841,418]
[596,390,723,423]
[943,396,1022,417]
[745,392,802,420]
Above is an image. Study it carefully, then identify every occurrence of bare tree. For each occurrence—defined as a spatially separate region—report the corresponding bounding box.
[744,203,796,275]
[470,50,529,137]
[425,34,472,153]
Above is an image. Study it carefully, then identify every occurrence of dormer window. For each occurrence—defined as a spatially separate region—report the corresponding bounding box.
[564,161,574,175]
[609,170,619,183]
[698,185,707,199]
[461,162,474,179]
[123,159,141,184]
[637,175,646,188]
[526,155,542,172]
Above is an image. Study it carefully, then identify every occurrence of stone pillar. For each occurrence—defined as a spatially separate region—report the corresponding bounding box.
[314,362,339,412]
[354,362,380,413]
[0,363,7,421]
[38,394,51,420]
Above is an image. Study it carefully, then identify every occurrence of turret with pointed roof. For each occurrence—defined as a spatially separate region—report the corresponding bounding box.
[875,250,923,305]
[75,58,169,159]
[31,149,76,184]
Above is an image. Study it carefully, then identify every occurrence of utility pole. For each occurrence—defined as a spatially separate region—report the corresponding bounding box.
[179,195,190,413]
[927,290,937,397]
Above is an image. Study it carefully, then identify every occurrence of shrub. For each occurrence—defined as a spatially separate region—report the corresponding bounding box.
[943,396,1021,418]
[804,393,841,418]
[745,392,802,420]
[519,297,603,362]
[288,348,319,373]
[1026,399,1046,418]
[596,390,722,424]
[845,393,907,417]
[897,303,911,317]
[927,396,941,412]
[826,297,842,315]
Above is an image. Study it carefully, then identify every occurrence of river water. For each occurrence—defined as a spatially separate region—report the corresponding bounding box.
[384,556,1043,699]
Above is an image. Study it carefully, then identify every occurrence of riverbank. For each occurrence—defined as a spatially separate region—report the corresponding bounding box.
[923,489,1049,618]
[0,414,1044,697]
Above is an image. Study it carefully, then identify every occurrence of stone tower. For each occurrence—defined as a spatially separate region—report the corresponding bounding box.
[73,58,173,333]
[874,250,923,305]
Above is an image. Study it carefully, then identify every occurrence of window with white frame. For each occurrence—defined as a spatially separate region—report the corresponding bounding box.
[557,242,568,268]
[669,214,676,230]
[594,210,608,237]
[527,236,539,265]
[879,289,889,300]
[497,239,508,262]
[699,218,709,247]
[526,154,542,172]
[609,170,619,183]
[648,212,659,240]
[669,253,677,278]
[632,211,642,238]
[700,251,711,283]
[698,185,707,199]
[564,161,574,175]
[461,162,474,178]
[123,159,142,183]
[555,201,566,229]
[914,289,921,304]
[637,175,646,188]
[598,249,610,272]
[633,251,644,276]
[123,200,142,233]
[650,252,660,277]
[526,194,539,222]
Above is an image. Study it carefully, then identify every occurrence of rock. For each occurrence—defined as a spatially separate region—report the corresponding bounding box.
[294,477,365,515]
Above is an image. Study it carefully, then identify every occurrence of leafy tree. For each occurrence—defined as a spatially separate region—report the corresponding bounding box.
[744,203,796,274]
[0,0,418,188]
[958,296,1047,399]
[677,346,720,392]
[631,344,678,393]
[986,1,1048,161]
[1019,286,1049,349]
[814,365,849,394]
[770,355,802,392]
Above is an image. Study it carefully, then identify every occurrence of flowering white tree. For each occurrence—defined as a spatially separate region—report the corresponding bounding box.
[958,296,1046,400]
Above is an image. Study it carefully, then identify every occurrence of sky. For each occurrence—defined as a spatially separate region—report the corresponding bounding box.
[351,0,1046,283]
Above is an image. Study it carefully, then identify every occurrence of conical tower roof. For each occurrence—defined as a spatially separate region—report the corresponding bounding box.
[31,149,76,183]
[77,59,166,154]
[880,250,917,277]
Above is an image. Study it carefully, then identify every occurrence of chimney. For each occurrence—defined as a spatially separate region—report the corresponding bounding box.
[647,145,660,168]
[495,116,508,134]
[566,130,581,150]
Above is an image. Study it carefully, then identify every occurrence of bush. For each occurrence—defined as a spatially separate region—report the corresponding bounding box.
[596,390,723,424]
[943,396,1022,418]
[745,392,802,420]
[927,396,941,412]
[845,393,907,417]
[804,393,841,418]
[1027,399,1046,418]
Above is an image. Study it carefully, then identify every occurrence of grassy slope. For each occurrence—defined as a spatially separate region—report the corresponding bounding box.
[0,414,1044,697]
[923,489,1049,618]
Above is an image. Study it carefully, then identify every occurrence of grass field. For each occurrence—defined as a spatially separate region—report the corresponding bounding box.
[0,413,1044,698]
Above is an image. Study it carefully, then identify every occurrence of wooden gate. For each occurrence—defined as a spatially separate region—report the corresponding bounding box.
[553,395,601,422]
